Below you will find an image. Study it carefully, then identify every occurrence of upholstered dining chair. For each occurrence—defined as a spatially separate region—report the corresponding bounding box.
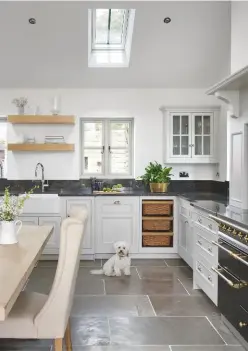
[0,206,88,351]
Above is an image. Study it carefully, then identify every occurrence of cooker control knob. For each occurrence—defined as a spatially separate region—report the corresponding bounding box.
[244,235,248,242]
[238,232,243,239]
[222,225,227,230]
[232,229,237,235]
[227,227,232,232]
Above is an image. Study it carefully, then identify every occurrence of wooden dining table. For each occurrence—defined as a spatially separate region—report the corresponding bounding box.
[0,225,53,321]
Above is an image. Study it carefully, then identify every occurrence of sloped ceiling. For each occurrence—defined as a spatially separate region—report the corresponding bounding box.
[0,1,231,88]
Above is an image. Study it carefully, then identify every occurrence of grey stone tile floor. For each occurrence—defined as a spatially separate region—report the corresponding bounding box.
[0,259,246,351]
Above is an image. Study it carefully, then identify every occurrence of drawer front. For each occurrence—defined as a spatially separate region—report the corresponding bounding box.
[192,211,218,233]
[195,230,218,266]
[194,253,218,305]
[96,197,138,216]
[179,199,191,218]
[142,218,173,231]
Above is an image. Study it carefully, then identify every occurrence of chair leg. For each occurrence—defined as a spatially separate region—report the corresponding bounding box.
[65,321,73,351]
[54,338,63,351]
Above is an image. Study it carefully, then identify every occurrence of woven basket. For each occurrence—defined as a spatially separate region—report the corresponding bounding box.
[143,202,173,216]
[142,219,172,231]
[142,235,171,247]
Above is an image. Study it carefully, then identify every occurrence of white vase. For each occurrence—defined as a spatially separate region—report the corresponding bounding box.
[0,220,22,245]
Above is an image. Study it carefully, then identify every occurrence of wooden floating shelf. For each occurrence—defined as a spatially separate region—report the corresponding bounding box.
[8,115,75,125]
[8,143,74,152]
[142,232,174,236]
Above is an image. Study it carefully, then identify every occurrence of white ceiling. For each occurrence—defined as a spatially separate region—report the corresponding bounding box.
[0,1,231,88]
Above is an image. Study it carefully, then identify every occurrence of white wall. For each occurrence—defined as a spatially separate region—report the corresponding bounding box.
[231,2,248,73]
[0,89,223,180]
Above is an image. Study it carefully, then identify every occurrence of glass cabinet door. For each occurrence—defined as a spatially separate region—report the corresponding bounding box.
[171,114,190,157]
[192,113,212,157]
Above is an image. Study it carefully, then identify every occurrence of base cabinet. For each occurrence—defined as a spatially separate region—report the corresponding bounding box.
[20,216,61,254]
[95,197,139,254]
[66,198,94,255]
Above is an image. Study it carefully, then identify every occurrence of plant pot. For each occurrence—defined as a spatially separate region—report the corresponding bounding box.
[149,183,168,193]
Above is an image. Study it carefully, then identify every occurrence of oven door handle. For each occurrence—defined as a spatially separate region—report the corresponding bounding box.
[212,241,248,267]
[211,266,247,289]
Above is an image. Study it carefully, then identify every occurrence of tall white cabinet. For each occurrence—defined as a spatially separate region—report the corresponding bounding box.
[163,107,219,163]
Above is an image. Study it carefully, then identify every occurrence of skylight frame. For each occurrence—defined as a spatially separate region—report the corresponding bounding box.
[91,9,130,51]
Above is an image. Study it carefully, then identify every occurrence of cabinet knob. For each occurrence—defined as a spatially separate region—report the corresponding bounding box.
[239,322,247,328]
[208,224,212,230]
[198,240,202,246]
[198,218,202,224]
[208,247,213,253]
[114,201,121,205]
[208,275,212,282]
[198,265,202,272]
[184,220,188,224]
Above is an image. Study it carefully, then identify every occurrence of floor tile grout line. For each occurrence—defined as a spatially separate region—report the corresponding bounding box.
[135,267,142,279]
[107,317,112,345]
[205,316,227,345]
[177,278,191,296]
[103,279,106,295]
[146,295,157,317]
[164,259,169,267]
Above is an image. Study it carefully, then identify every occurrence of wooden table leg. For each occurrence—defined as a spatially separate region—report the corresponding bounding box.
[54,338,63,351]
[65,321,72,351]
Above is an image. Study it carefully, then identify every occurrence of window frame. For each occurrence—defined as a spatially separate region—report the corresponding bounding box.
[91,9,130,51]
[80,118,134,178]
[0,116,7,178]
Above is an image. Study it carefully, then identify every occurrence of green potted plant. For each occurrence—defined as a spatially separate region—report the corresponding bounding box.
[141,162,173,193]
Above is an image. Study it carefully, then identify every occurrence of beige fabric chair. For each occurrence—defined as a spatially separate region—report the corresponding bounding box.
[0,206,88,351]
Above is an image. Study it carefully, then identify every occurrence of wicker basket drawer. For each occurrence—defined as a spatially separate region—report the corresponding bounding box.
[142,201,173,216]
[142,233,172,247]
[142,218,172,231]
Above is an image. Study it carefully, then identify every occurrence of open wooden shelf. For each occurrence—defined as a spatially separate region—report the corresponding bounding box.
[8,115,75,124]
[8,143,74,152]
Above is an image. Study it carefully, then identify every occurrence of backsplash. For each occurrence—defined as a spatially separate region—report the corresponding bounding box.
[0,178,229,196]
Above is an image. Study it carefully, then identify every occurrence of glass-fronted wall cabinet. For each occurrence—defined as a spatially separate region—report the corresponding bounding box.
[163,107,219,163]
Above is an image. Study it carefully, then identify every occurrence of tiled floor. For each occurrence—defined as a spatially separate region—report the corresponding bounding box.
[1,258,246,351]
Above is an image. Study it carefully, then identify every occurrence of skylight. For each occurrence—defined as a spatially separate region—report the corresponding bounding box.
[93,9,129,50]
[88,8,135,67]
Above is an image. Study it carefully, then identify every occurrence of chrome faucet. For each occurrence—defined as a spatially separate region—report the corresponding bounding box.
[0,162,3,178]
[35,163,48,192]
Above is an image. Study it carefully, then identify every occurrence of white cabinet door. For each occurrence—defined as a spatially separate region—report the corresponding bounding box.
[178,214,193,268]
[20,216,39,226]
[38,217,61,255]
[66,198,93,254]
[191,113,213,160]
[95,197,139,254]
[170,113,191,159]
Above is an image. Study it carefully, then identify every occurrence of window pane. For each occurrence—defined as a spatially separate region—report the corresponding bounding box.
[173,136,180,155]
[109,9,125,44]
[110,122,129,147]
[181,115,189,135]
[84,122,103,147]
[181,136,189,155]
[95,9,109,44]
[110,149,129,174]
[84,149,103,174]
[204,136,210,155]
[203,115,211,134]
[195,136,202,155]
[195,115,202,135]
[0,121,7,178]
[173,116,180,135]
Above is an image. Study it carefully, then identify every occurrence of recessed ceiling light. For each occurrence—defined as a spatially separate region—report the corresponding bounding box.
[164,17,171,24]
[29,18,36,24]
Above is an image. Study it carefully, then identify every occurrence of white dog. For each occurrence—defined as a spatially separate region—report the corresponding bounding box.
[91,241,131,276]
